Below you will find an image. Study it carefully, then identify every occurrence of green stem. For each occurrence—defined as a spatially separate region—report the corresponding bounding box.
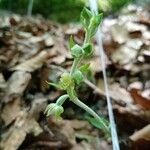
[70,58,80,75]
[70,31,90,76]
[56,94,69,106]
[71,98,109,133]
[69,30,109,133]
[84,31,90,44]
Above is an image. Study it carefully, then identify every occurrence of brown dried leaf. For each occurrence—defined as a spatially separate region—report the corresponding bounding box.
[126,22,147,33]
[109,83,133,105]
[2,71,31,103]
[11,51,48,72]
[0,112,43,150]
[98,80,133,105]
[7,71,31,95]
[130,124,150,141]
[51,55,66,65]
[111,44,139,65]
[111,23,129,44]
[70,141,94,150]
[48,119,98,147]
[44,36,54,47]
[0,73,6,90]
[130,88,150,109]
[1,97,21,126]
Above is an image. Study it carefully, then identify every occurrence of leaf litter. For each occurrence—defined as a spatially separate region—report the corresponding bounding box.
[0,4,150,150]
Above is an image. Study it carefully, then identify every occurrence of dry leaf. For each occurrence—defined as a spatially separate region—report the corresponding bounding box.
[2,71,31,103]
[7,71,31,94]
[130,124,150,141]
[111,23,129,44]
[130,88,150,109]
[44,36,54,47]
[1,97,21,126]
[51,55,66,65]
[0,111,43,150]
[48,119,98,147]
[11,51,48,72]
[110,83,133,105]
[71,141,94,150]
[98,80,133,105]
[0,73,6,89]
[111,44,138,65]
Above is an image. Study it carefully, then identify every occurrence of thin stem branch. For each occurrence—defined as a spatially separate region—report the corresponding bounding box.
[84,31,88,44]
[70,58,80,75]
[70,30,90,76]
[56,94,69,106]
[71,97,109,133]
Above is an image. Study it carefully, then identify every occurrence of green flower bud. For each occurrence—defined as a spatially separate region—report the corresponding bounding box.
[79,63,90,73]
[73,69,84,85]
[71,44,84,58]
[44,103,64,119]
[59,73,74,90]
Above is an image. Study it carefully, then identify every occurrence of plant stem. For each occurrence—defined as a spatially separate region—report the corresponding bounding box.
[71,98,109,133]
[56,94,69,106]
[70,31,90,76]
[84,31,90,44]
[69,30,109,133]
[70,58,80,75]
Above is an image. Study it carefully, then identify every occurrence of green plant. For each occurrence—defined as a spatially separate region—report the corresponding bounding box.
[45,8,110,136]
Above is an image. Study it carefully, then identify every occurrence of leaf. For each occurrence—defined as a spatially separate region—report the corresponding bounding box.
[111,23,129,44]
[80,8,103,41]
[130,124,150,141]
[3,71,31,103]
[46,81,62,89]
[86,116,109,129]
[86,116,110,138]
[80,7,92,30]
[1,97,21,126]
[69,35,75,49]
[79,64,90,73]
[111,40,142,65]
[0,111,43,150]
[130,88,150,109]
[71,44,83,58]
[73,70,84,84]
[88,13,103,38]
[82,43,93,56]
[10,51,48,72]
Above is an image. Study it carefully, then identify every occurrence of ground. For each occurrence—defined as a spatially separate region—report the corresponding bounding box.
[0,4,150,150]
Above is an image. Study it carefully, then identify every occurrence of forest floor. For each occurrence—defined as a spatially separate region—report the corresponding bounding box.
[0,5,150,150]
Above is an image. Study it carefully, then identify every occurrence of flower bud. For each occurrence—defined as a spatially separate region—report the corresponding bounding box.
[45,103,64,119]
[71,44,84,58]
[59,73,74,90]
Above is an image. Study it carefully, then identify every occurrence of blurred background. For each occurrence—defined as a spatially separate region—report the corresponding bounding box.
[0,0,150,22]
[0,0,150,150]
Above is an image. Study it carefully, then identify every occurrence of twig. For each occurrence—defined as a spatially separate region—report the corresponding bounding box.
[84,79,105,96]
